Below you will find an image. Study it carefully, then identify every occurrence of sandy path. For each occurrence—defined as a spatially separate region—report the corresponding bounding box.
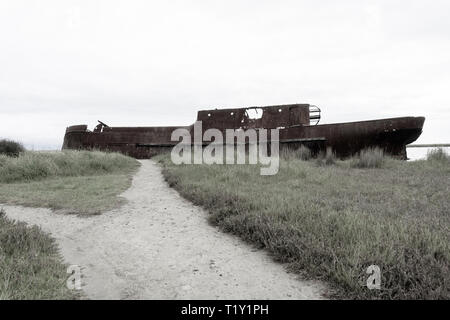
[2,160,325,299]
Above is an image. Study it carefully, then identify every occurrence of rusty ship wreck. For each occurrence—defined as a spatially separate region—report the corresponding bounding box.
[62,104,425,159]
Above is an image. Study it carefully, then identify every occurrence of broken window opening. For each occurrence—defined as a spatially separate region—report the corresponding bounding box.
[245,108,263,120]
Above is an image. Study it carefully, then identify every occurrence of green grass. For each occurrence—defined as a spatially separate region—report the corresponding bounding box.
[0,209,79,299]
[156,149,450,299]
[0,150,140,215]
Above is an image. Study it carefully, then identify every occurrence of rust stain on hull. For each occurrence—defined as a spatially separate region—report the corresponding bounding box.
[62,104,425,160]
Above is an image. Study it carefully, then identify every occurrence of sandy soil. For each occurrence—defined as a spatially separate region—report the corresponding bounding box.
[2,160,325,299]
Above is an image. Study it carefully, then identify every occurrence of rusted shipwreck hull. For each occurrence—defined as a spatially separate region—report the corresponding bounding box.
[62,104,424,159]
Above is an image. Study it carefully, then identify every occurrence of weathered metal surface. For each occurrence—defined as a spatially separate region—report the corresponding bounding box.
[62,104,425,159]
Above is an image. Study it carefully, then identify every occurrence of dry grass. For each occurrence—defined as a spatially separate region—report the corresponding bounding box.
[280,145,312,161]
[315,147,337,167]
[156,149,450,299]
[427,148,450,162]
[351,147,386,168]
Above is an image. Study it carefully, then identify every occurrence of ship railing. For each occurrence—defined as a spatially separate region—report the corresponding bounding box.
[309,105,321,125]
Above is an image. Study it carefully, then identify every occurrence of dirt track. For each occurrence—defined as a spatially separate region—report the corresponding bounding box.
[3,160,325,299]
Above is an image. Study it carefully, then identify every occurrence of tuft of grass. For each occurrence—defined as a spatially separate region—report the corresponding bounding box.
[0,139,25,157]
[281,145,312,161]
[315,147,336,166]
[427,148,449,162]
[156,153,450,299]
[0,208,79,299]
[351,147,386,169]
[0,151,140,215]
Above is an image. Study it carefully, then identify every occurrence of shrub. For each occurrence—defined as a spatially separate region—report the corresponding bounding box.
[0,139,25,157]
[352,147,385,168]
[427,148,449,162]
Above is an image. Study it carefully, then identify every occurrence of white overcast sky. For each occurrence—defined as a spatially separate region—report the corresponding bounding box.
[0,0,449,149]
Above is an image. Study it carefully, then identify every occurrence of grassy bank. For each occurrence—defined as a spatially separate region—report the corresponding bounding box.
[156,150,450,299]
[0,150,140,215]
[0,209,78,299]
[0,149,139,299]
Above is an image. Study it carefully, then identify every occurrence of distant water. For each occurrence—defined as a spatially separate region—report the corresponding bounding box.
[23,145,448,162]
[25,144,61,151]
[407,147,450,161]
